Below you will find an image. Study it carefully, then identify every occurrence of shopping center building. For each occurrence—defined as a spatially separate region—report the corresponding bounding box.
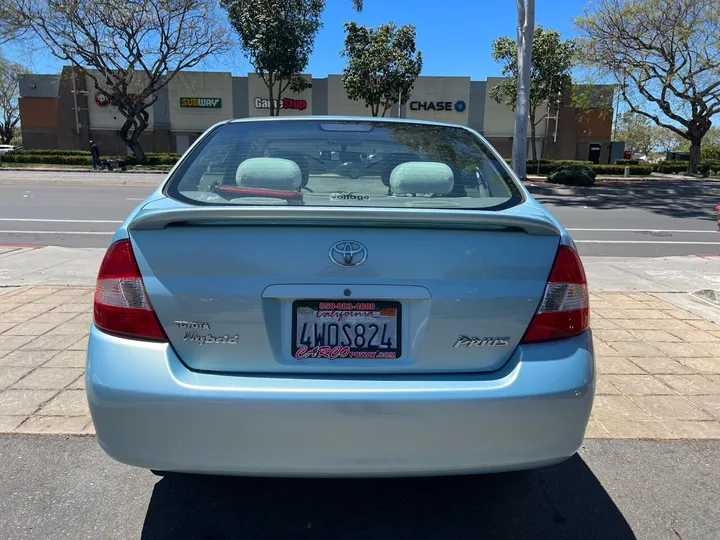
[18,66,615,162]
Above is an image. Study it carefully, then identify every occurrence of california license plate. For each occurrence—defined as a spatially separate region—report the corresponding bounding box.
[291,300,401,360]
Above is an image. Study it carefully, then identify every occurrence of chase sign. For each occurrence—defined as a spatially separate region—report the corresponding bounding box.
[409,100,466,113]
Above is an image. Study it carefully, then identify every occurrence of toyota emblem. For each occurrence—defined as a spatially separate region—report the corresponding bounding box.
[329,241,367,267]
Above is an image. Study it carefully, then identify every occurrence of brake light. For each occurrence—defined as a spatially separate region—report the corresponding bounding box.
[93,239,167,341]
[520,245,589,343]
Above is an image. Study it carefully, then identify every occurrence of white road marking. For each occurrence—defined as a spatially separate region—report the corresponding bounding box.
[0,218,122,223]
[0,230,113,235]
[567,228,717,234]
[125,198,144,201]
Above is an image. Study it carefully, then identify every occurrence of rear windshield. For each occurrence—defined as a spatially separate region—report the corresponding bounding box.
[166,119,522,210]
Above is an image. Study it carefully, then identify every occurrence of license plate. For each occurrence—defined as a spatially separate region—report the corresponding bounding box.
[291,300,401,360]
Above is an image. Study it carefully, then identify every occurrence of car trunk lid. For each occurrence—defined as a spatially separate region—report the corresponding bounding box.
[128,202,560,374]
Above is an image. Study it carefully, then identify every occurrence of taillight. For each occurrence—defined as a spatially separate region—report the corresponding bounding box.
[93,239,167,341]
[521,245,589,343]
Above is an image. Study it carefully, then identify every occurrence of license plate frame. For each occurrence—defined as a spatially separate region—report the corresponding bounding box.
[291,300,402,360]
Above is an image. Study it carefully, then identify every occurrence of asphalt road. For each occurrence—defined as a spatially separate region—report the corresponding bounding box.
[0,171,718,257]
[0,435,718,540]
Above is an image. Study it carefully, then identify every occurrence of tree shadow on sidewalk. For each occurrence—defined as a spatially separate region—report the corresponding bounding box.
[140,454,635,540]
[528,181,720,221]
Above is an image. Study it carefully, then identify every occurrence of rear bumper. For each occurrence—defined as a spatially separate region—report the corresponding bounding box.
[86,326,595,477]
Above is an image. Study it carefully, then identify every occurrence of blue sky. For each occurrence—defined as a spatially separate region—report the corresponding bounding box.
[17,0,590,78]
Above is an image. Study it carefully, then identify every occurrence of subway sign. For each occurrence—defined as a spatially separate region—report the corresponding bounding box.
[410,100,466,113]
[179,97,222,109]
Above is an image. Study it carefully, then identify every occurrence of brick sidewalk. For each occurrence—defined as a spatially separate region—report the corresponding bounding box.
[1,286,720,438]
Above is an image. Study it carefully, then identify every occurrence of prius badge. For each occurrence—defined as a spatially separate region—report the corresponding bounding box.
[329,241,367,267]
[454,336,510,348]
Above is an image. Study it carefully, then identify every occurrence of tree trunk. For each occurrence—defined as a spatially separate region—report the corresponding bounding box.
[128,135,146,164]
[275,80,284,117]
[512,0,535,179]
[119,113,148,164]
[529,110,538,162]
[1,125,12,144]
[688,138,701,175]
[268,84,276,116]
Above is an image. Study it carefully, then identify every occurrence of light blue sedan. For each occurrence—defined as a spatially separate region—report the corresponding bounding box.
[86,117,594,477]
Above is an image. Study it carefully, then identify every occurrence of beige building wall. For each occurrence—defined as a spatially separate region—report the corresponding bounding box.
[86,72,154,132]
[168,71,233,132]
[326,75,375,116]
[247,73,313,117]
[404,76,471,124]
[482,76,547,138]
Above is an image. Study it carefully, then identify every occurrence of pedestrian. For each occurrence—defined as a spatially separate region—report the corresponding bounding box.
[90,140,102,170]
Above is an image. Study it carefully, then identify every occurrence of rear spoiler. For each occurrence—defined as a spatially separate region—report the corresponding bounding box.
[128,206,561,236]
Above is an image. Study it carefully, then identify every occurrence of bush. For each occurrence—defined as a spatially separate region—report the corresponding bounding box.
[11,149,91,156]
[145,153,180,165]
[592,164,653,175]
[699,159,720,175]
[547,164,596,186]
[0,153,91,165]
[1,150,179,167]
[528,159,593,166]
[522,160,651,176]
[653,159,720,175]
[616,159,640,165]
[653,160,689,174]
[121,153,179,166]
[701,143,720,161]
[526,161,591,175]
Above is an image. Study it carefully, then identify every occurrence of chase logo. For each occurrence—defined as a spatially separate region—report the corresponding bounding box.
[409,100,468,113]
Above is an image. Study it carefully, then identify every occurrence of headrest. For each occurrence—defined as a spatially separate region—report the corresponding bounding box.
[389,162,454,195]
[236,158,302,190]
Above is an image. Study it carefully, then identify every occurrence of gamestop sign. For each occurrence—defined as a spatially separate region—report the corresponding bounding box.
[255,97,308,111]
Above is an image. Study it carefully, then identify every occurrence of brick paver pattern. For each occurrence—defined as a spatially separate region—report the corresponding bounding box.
[1,287,720,438]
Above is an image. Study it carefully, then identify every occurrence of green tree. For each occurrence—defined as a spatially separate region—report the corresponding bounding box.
[341,22,422,117]
[490,26,577,162]
[0,56,27,144]
[6,0,229,162]
[615,111,658,155]
[222,0,324,116]
[576,0,720,174]
[10,126,21,146]
[655,127,687,153]
[699,128,720,160]
[0,5,26,45]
